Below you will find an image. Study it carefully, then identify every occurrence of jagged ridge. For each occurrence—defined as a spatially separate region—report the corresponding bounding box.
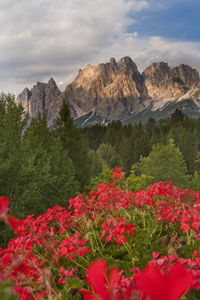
[16,57,200,126]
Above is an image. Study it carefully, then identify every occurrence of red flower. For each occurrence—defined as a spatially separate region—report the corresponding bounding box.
[112,167,124,180]
[100,217,136,245]
[133,262,194,300]
[0,196,23,234]
[6,215,24,234]
[0,196,9,216]
[180,223,190,234]
[81,260,120,300]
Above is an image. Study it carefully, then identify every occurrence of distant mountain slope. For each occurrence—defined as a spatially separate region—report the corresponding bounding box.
[16,57,200,126]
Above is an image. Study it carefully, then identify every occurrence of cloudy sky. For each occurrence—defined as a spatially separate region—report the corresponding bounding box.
[0,0,200,95]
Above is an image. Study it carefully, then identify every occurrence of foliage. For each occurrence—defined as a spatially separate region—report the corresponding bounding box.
[96,143,122,169]
[89,164,114,188]
[126,168,154,192]
[134,139,190,188]
[0,281,18,300]
[190,172,200,193]
[82,109,200,176]
[0,94,25,203]
[56,101,92,189]
[0,168,200,299]
[16,114,79,218]
[87,149,103,178]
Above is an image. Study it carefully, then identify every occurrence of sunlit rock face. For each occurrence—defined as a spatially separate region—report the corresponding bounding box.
[143,62,200,100]
[63,56,149,121]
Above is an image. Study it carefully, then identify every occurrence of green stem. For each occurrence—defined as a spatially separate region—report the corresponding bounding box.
[140,211,146,229]
[186,230,191,245]
[122,240,133,257]
[73,260,87,271]
[90,222,104,256]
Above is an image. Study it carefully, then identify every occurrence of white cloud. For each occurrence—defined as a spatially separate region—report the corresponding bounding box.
[0,0,199,95]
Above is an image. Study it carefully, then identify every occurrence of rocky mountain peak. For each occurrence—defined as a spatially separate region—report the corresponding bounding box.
[175,64,200,88]
[109,57,117,65]
[24,87,31,95]
[142,61,200,100]
[63,56,148,121]
[16,77,63,126]
[48,77,58,88]
[16,87,31,114]
[117,56,138,72]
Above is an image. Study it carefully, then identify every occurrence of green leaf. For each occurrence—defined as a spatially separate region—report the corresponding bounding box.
[0,281,19,300]
[66,278,84,289]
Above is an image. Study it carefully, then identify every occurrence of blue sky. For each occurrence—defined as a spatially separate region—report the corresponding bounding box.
[129,0,200,41]
[0,0,200,95]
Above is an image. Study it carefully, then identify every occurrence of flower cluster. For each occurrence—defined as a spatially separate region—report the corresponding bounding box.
[112,166,124,180]
[0,168,200,299]
[100,217,136,245]
[133,181,200,239]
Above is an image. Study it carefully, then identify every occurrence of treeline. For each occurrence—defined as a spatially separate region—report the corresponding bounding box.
[1,93,200,245]
[82,108,200,191]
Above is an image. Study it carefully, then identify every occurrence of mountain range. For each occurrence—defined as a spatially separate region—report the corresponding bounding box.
[16,56,200,126]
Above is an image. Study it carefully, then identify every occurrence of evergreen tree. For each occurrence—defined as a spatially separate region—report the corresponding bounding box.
[56,101,92,188]
[190,172,200,192]
[14,113,79,218]
[0,94,25,203]
[134,139,189,188]
[88,149,103,178]
[127,169,153,192]
[190,151,200,192]
[0,94,25,246]
[96,143,122,169]
[89,165,114,189]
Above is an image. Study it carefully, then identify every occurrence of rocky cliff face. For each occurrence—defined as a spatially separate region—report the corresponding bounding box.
[64,57,149,121]
[16,57,200,126]
[16,78,63,126]
[143,62,200,100]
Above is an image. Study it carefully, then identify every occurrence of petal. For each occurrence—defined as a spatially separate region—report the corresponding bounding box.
[167,263,194,300]
[80,289,95,300]
[106,234,112,243]
[1,253,11,266]
[109,266,120,286]
[133,263,167,300]
[86,260,110,300]
[6,215,23,234]
[0,196,9,215]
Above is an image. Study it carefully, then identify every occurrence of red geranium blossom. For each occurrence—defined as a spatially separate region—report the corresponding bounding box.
[80,260,121,300]
[133,262,194,300]
[0,196,9,216]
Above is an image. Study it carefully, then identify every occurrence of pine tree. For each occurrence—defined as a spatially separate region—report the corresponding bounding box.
[0,94,25,246]
[0,94,25,203]
[56,101,92,188]
[96,143,122,169]
[134,139,190,188]
[127,169,153,192]
[88,149,103,178]
[14,112,79,218]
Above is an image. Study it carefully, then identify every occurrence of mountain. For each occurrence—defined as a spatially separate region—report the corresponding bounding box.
[16,78,64,126]
[16,57,200,126]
